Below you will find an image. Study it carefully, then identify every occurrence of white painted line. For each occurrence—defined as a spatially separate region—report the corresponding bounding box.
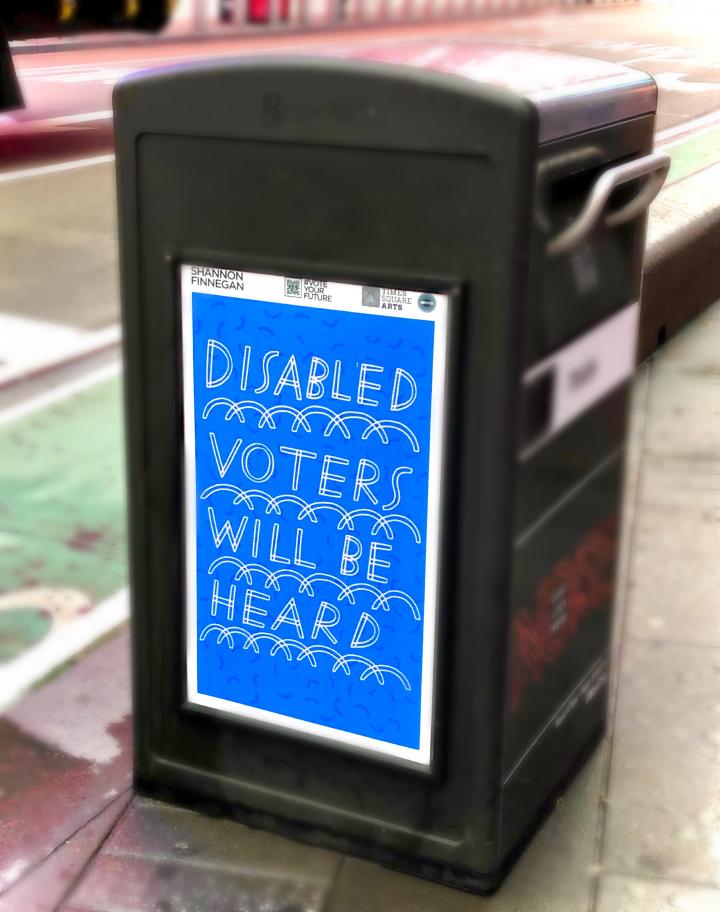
[9,31,431,82]
[657,108,720,146]
[35,109,114,127]
[13,47,265,78]
[0,153,115,184]
[0,313,82,376]
[0,320,121,388]
[78,323,122,348]
[0,360,121,428]
[0,109,113,129]
[0,588,129,713]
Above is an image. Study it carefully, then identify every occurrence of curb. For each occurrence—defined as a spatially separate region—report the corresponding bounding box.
[640,162,720,362]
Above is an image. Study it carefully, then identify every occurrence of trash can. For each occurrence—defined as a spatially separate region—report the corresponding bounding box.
[114,43,669,892]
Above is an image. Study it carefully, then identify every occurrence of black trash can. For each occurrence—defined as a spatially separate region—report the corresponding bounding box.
[114,43,669,893]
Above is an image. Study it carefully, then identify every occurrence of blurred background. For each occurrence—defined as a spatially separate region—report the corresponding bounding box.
[2,2,720,911]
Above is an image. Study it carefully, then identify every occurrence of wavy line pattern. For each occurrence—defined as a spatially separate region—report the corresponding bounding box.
[200,624,411,690]
[200,486,422,543]
[205,561,422,620]
[201,398,420,451]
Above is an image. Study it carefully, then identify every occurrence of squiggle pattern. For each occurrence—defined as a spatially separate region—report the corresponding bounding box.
[199,624,412,690]
[206,559,422,620]
[202,398,420,452]
[200,486,421,543]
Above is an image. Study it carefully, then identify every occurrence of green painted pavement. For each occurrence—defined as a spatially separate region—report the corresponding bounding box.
[0,377,127,663]
[0,609,52,662]
[664,125,720,186]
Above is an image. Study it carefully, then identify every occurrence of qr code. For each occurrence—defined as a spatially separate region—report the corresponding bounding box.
[285,278,302,298]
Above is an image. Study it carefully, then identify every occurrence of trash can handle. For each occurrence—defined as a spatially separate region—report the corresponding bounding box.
[547,150,671,257]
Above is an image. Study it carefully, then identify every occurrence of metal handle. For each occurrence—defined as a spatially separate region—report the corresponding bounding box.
[547,150,671,257]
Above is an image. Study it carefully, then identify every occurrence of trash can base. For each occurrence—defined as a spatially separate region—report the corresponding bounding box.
[135,724,605,895]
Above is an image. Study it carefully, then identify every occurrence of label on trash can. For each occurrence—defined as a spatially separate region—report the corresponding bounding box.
[181,265,450,767]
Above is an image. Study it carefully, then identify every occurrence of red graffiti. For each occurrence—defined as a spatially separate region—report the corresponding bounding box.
[509,515,617,714]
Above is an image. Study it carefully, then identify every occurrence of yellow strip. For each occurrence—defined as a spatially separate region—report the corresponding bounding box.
[58,0,77,23]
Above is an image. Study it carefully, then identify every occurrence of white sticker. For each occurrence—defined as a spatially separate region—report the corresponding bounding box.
[521,302,639,459]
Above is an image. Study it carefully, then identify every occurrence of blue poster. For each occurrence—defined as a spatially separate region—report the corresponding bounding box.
[182,266,449,766]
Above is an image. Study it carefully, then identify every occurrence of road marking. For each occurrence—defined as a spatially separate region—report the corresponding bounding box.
[653,71,720,96]
[0,588,129,713]
[657,107,720,146]
[13,46,291,79]
[0,109,112,129]
[0,360,121,427]
[0,153,115,184]
[13,48,272,88]
[10,30,418,85]
[36,109,114,126]
[0,314,100,384]
[0,313,82,357]
[0,317,120,389]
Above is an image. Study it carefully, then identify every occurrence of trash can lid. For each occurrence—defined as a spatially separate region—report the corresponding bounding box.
[317,42,657,143]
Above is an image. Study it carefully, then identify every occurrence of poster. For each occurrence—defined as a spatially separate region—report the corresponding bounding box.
[181,265,449,766]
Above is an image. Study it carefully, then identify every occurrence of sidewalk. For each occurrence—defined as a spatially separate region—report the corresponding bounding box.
[2,295,720,911]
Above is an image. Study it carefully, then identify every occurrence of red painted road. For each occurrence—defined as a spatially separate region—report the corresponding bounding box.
[5,4,720,170]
